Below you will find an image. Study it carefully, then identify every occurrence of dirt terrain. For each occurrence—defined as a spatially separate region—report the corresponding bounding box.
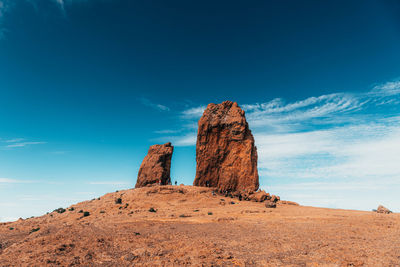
[1,185,399,266]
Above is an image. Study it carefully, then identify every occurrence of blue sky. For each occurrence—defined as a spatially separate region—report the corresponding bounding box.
[1,0,400,221]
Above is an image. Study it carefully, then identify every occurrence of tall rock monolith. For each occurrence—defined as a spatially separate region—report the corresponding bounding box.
[193,101,259,192]
[135,142,174,188]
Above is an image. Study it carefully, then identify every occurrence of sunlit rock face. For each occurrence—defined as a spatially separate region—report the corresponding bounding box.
[194,101,259,192]
[135,142,173,188]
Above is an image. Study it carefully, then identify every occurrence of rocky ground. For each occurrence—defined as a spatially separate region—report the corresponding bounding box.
[1,185,399,266]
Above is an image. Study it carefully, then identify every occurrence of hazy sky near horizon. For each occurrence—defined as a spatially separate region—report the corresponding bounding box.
[1,0,400,221]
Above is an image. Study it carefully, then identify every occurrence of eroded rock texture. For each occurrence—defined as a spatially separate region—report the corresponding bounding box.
[135,142,173,188]
[376,205,392,214]
[194,101,259,192]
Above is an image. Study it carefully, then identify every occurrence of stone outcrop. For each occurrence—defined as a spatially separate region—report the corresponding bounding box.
[279,200,300,206]
[193,101,259,192]
[135,142,173,188]
[375,205,392,214]
[247,190,270,202]
[265,200,277,208]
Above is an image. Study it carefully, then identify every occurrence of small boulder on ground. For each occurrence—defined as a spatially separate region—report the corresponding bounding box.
[270,195,280,203]
[375,205,392,214]
[247,190,270,202]
[265,200,277,208]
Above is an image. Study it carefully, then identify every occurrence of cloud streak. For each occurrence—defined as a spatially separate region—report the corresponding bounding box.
[1,137,47,149]
[0,0,10,39]
[180,106,206,119]
[4,138,25,143]
[5,141,46,148]
[0,1,6,17]
[0,178,21,183]
[139,97,170,112]
[0,178,34,183]
[0,0,94,38]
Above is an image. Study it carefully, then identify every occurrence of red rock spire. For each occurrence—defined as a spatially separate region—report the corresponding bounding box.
[194,101,259,192]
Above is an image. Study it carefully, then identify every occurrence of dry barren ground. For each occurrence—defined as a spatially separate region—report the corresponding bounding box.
[1,185,399,266]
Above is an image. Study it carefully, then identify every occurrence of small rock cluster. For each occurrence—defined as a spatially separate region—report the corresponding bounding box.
[219,189,280,207]
[240,190,280,208]
[374,205,392,214]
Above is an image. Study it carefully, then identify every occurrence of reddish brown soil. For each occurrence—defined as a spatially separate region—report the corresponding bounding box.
[1,185,399,266]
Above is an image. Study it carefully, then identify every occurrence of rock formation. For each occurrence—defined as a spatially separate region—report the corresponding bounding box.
[193,101,259,192]
[264,200,277,208]
[375,205,392,214]
[247,190,270,202]
[135,142,173,188]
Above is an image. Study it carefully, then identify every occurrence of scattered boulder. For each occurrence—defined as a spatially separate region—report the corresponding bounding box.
[247,190,270,202]
[54,208,66,214]
[375,205,392,214]
[194,101,259,193]
[270,195,280,203]
[149,207,157,213]
[279,200,300,206]
[265,200,277,208]
[135,142,174,188]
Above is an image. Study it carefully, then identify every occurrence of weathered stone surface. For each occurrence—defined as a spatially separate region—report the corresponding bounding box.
[279,200,300,206]
[265,200,277,208]
[193,101,259,192]
[376,205,392,214]
[247,190,270,202]
[270,195,280,203]
[135,142,173,188]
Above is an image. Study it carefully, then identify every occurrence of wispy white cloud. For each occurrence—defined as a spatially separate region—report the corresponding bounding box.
[0,0,10,39]
[6,141,46,148]
[243,93,368,129]
[244,80,400,128]
[370,80,400,96]
[151,105,203,146]
[139,97,170,112]
[1,137,46,148]
[256,118,400,180]
[0,0,93,38]
[55,0,64,6]
[154,129,181,134]
[151,132,197,147]
[53,0,91,9]
[4,138,25,143]
[0,178,21,183]
[0,1,6,17]
[172,133,197,146]
[180,105,206,119]
[0,178,34,183]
